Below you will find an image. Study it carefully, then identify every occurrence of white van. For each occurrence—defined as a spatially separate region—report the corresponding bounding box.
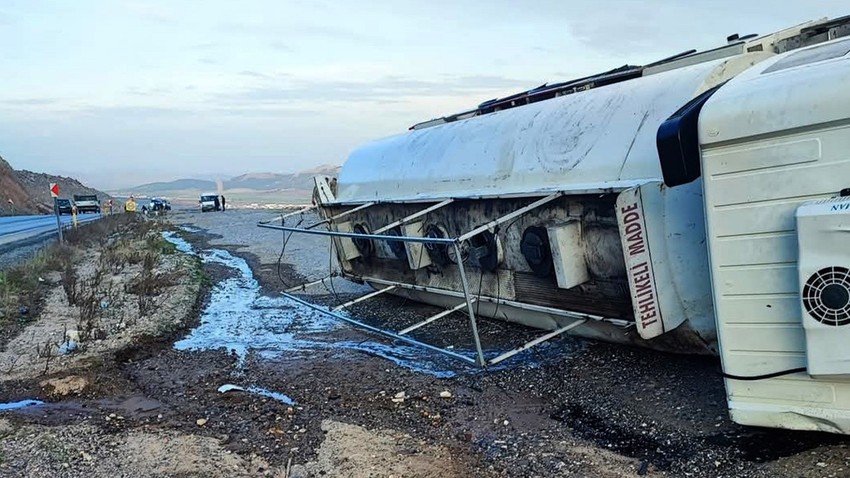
[199,193,219,212]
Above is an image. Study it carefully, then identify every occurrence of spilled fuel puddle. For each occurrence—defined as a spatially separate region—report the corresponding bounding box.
[218,384,295,405]
[0,400,44,411]
[166,231,572,378]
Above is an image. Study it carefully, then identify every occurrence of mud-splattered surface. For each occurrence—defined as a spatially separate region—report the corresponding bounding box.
[1,208,849,477]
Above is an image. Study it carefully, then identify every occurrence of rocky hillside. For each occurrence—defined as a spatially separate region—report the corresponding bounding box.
[15,169,110,212]
[0,155,108,216]
[0,156,44,216]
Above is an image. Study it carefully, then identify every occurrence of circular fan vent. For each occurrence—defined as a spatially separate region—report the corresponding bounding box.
[385,227,407,261]
[352,223,373,258]
[802,266,850,326]
[424,224,451,266]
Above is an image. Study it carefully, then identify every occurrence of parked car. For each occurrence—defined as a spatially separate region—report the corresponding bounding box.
[150,197,171,213]
[73,194,100,214]
[56,198,73,215]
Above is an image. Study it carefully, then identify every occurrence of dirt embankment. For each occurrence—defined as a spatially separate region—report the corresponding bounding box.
[0,156,43,216]
[0,215,236,477]
[15,169,110,213]
[0,155,109,216]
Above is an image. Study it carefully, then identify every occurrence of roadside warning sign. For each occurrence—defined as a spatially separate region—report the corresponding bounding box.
[49,183,60,198]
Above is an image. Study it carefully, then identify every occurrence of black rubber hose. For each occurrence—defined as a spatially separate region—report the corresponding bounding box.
[720,367,807,381]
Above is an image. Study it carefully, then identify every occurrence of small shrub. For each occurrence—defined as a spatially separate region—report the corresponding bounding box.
[76,267,105,340]
[99,246,126,274]
[145,234,177,255]
[61,260,78,306]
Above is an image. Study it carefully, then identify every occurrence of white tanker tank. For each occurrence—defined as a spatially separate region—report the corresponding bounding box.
[263,16,850,434]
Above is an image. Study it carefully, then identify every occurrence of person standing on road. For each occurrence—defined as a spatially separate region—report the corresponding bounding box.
[125,195,137,213]
[221,195,226,211]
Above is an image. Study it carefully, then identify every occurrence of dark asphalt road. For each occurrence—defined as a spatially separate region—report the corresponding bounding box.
[0,213,101,248]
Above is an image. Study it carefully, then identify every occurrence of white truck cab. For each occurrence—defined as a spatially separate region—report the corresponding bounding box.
[73,194,100,214]
[695,37,850,433]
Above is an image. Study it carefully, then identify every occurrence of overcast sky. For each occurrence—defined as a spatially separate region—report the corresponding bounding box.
[0,1,846,189]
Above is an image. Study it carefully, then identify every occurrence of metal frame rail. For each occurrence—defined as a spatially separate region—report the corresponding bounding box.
[258,192,599,367]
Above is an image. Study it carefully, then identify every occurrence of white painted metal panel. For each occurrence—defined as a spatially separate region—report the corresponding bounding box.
[616,181,715,341]
[402,221,432,270]
[701,37,850,147]
[334,221,361,261]
[547,222,589,290]
[699,38,850,433]
[714,233,797,267]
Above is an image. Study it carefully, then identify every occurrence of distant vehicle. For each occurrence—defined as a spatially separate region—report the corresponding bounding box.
[55,198,73,215]
[150,197,171,213]
[199,193,219,212]
[73,194,100,214]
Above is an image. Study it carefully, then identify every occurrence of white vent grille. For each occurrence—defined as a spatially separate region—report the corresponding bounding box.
[802,266,850,326]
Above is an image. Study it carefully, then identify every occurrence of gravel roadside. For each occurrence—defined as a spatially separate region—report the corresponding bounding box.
[167,208,850,477]
[1,208,847,478]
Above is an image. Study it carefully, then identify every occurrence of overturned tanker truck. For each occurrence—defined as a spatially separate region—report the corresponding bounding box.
[261,16,850,433]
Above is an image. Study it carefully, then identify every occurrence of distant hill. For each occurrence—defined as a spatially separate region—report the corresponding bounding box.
[226,164,340,191]
[131,178,217,194]
[123,164,341,204]
[0,156,109,216]
[0,156,44,215]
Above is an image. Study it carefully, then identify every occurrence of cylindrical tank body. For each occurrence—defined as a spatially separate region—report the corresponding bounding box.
[334,54,770,204]
[322,53,773,354]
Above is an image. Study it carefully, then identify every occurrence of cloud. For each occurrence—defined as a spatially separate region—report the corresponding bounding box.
[269,41,293,52]
[0,98,61,106]
[220,74,536,105]
[66,104,320,121]
[238,70,273,79]
[218,21,382,45]
[555,0,827,58]
[190,42,219,50]
[125,86,172,97]
[198,57,218,65]
[292,23,382,44]
[123,1,175,23]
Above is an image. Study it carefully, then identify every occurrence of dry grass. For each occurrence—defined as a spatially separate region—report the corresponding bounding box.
[0,244,71,329]
[1,214,175,344]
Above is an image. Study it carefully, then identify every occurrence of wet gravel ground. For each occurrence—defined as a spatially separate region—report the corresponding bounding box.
[165,208,850,477]
[4,208,850,477]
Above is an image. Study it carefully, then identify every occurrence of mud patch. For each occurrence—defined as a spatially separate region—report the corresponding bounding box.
[292,420,470,478]
[0,422,283,477]
[40,375,89,397]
